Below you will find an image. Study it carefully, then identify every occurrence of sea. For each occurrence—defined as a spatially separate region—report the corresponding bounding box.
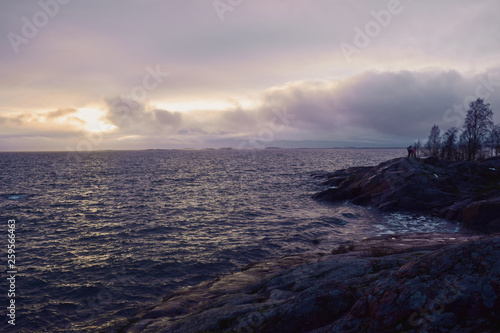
[0,149,474,332]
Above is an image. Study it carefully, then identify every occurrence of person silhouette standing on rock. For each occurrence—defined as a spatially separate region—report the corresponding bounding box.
[407,145,413,157]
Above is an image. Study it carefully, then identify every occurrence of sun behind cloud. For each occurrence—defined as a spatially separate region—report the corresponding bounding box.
[75,107,116,133]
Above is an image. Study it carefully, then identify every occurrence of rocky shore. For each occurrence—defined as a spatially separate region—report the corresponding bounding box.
[313,156,500,230]
[120,157,500,332]
[120,232,500,332]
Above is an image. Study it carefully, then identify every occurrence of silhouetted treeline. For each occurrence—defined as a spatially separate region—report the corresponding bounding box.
[420,98,500,161]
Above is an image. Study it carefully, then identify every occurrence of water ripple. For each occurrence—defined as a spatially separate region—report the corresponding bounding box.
[0,149,469,332]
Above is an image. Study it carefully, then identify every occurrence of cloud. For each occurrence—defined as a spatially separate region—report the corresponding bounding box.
[2,0,500,151]
[99,68,500,148]
[0,108,88,151]
[0,108,79,126]
[2,68,500,151]
[154,109,182,128]
[44,108,78,120]
[104,97,184,135]
[104,95,264,138]
[2,0,499,117]
[257,69,500,141]
[0,115,22,126]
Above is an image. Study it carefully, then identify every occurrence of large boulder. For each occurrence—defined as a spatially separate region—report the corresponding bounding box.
[313,157,500,230]
[461,197,500,229]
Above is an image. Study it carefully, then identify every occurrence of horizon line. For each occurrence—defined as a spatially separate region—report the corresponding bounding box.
[0,147,407,153]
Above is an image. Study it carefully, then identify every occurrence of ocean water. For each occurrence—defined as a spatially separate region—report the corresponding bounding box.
[0,149,470,332]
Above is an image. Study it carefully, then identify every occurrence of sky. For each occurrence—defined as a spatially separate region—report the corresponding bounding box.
[1,0,499,151]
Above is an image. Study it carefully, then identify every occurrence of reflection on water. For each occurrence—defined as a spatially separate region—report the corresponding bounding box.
[0,149,469,332]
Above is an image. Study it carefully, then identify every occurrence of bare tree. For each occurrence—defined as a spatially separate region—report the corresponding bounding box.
[425,124,441,157]
[490,124,500,156]
[440,127,458,160]
[462,98,494,161]
[457,131,468,161]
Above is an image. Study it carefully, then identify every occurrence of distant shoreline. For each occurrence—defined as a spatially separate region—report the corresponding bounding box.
[0,147,407,153]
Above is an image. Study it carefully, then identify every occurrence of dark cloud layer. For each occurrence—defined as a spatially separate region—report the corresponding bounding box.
[2,67,500,150]
[97,68,500,149]
[262,69,500,142]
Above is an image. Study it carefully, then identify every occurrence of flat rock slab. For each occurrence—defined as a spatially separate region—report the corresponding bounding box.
[120,232,500,333]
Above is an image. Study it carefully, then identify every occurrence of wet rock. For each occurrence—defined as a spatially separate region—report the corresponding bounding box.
[330,244,352,255]
[313,156,500,230]
[120,233,500,333]
[461,197,500,229]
